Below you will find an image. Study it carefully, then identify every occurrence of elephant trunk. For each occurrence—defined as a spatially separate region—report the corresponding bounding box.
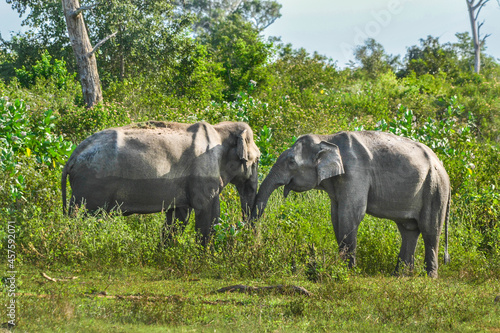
[251,163,288,221]
[236,163,259,221]
[238,181,257,221]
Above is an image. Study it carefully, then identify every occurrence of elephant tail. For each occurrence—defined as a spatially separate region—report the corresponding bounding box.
[61,163,69,215]
[443,190,451,264]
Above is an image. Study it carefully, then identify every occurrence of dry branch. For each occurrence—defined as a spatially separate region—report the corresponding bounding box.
[70,3,98,18]
[88,32,118,57]
[215,284,312,296]
[41,272,79,282]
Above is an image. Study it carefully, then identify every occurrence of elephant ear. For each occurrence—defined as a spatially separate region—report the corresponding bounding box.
[237,129,249,161]
[315,141,345,185]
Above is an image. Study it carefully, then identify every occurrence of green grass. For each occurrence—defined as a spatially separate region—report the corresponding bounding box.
[2,189,499,332]
[8,266,500,332]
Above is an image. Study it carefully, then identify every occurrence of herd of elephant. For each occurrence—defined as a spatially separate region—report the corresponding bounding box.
[61,120,451,278]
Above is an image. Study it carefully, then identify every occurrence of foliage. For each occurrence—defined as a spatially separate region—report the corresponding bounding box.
[399,33,499,79]
[104,43,227,112]
[255,125,275,168]
[3,0,280,90]
[57,101,133,142]
[0,97,74,210]
[15,50,76,89]
[200,14,273,99]
[174,0,282,34]
[87,0,196,85]
[0,97,74,168]
[3,0,198,86]
[351,38,400,78]
[402,35,460,76]
[374,96,473,158]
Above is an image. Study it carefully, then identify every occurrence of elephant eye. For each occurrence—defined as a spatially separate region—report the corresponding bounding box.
[287,156,297,168]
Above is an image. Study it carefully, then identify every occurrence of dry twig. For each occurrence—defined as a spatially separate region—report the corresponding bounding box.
[41,272,79,282]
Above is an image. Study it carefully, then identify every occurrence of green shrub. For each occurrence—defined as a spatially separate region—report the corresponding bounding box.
[0,97,74,209]
[57,101,133,142]
[0,97,74,169]
[15,50,76,90]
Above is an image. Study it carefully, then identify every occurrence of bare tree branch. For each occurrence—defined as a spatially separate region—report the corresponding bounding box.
[472,0,489,11]
[88,31,117,57]
[258,17,278,31]
[70,3,98,18]
[481,33,491,46]
[474,0,489,20]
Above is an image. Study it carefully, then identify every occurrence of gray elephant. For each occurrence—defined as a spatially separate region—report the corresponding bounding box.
[62,121,260,245]
[252,131,450,278]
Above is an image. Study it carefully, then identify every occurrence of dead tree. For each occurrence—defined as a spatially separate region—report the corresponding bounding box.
[61,0,116,108]
[466,0,491,73]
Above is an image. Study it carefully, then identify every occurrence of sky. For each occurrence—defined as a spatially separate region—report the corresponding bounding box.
[1,0,499,67]
[263,0,500,67]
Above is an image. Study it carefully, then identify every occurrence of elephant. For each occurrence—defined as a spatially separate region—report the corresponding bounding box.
[252,131,450,278]
[62,120,260,245]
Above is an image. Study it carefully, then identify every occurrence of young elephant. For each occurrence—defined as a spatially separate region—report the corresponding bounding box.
[62,121,260,245]
[252,131,450,278]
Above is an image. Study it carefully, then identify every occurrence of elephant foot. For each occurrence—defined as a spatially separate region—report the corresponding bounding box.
[393,260,415,277]
[426,270,438,278]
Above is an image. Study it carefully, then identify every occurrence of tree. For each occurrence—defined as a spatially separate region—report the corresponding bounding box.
[83,1,194,84]
[235,0,282,31]
[201,14,272,99]
[5,0,195,87]
[352,38,399,78]
[61,0,114,107]
[465,0,490,73]
[401,36,459,77]
[269,44,339,100]
[175,0,281,35]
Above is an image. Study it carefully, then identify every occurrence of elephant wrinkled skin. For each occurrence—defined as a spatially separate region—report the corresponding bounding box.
[252,131,450,278]
[62,121,260,245]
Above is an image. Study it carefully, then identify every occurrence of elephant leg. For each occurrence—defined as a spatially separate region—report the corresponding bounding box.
[160,207,191,247]
[419,196,446,278]
[420,232,440,278]
[195,196,220,246]
[394,220,420,275]
[331,198,365,268]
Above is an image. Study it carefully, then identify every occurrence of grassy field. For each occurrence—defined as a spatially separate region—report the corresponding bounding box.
[3,190,500,332]
[9,265,500,332]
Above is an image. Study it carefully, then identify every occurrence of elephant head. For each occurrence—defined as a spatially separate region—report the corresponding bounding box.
[218,123,261,220]
[252,135,344,219]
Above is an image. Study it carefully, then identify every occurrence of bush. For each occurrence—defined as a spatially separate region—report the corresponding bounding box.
[0,97,74,210]
[57,102,133,143]
[15,50,76,90]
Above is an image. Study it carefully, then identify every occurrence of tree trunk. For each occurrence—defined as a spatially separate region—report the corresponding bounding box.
[62,0,103,108]
[467,1,481,74]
